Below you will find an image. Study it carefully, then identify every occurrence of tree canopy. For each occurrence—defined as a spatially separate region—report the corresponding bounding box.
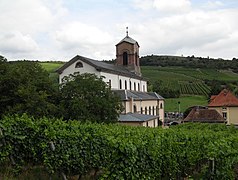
[0,59,58,118]
[59,73,122,123]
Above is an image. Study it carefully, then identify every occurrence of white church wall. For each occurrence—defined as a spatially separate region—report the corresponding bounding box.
[59,60,100,83]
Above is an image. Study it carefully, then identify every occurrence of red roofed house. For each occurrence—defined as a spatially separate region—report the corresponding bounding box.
[208,89,238,125]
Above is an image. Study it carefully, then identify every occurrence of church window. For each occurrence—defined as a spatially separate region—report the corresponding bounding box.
[133,105,137,113]
[75,62,83,68]
[123,52,128,65]
[119,79,122,89]
[160,103,163,109]
[125,80,127,90]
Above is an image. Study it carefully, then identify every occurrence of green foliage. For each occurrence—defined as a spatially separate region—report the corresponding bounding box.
[59,73,122,123]
[1,115,238,179]
[0,61,58,118]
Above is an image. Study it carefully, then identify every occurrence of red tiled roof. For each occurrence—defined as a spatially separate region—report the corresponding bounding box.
[208,89,238,107]
[183,108,225,123]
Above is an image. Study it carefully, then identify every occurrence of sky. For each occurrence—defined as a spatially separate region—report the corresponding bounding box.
[1,0,238,61]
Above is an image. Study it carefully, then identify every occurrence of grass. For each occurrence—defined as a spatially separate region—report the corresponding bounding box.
[165,95,208,112]
[39,62,64,73]
[39,62,64,84]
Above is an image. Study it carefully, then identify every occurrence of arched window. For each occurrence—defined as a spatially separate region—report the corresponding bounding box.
[145,107,147,115]
[130,81,132,90]
[125,80,127,90]
[123,52,128,65]
[134,82,136,91]
[119,79,122,89]
[160,103,163,109]
[75,62,83,68]
[149,106,151,115]
[138,83,140,91]
[133,105,137,113]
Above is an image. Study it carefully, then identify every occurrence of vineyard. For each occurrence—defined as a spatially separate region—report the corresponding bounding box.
[141,66,238,96]
[1,115,238,179]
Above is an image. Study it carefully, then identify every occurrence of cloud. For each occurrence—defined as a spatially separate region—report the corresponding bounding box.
[203,1,224,9]
[153,0,191,13]
[0,32,38,54]
[54,22,115,59]
[0,0,238,61]
[132,8,238,59]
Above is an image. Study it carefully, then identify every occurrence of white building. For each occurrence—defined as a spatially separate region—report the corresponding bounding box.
[56,33,164,127]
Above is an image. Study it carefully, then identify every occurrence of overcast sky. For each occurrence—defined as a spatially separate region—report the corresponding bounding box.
[1,0,238,61]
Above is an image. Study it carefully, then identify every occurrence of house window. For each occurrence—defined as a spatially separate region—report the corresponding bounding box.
[133,105,137,113]
[134,82,136,91]
[222,107,227,111]
[146,121,149,127]
[223,112,227,120]
[108,79,111,88]
[138,83,140,91]
[130,81,132,90]
[123,52,128,65]
[141,107,143,114]
[75,62,83,68]
[152,106,155,115]
[149,106,151,115]
[143,85,145,92]
[125,80,127,90]
[119,79,122,89]
[145,107,147,115]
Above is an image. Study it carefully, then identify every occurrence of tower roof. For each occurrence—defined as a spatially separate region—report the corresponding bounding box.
[116,35,139,47]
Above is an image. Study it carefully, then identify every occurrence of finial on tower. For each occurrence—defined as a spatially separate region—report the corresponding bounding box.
[126,27,128,37]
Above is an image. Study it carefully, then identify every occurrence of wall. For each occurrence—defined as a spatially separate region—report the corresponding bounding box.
[59,60,99,84]
[123,99,165,123]
[60,60,147,91]
[209,106,238,125]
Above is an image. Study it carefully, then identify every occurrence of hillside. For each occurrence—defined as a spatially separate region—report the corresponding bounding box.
[141,66,238,97]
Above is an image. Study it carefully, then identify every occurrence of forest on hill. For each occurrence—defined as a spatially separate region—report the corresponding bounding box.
[140,55,238,73]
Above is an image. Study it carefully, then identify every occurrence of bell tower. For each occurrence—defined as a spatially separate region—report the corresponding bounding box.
[115,27,141,76]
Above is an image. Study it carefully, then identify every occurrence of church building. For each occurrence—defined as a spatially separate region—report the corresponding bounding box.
[56,31,164,127]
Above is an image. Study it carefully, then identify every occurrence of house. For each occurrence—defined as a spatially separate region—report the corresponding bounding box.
[56,31,164,127]
[208,89,238,125]
[183,107,225,123]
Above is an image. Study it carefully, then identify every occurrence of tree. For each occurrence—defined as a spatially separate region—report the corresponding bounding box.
[0,61,58,118]
[59,73,122,123]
